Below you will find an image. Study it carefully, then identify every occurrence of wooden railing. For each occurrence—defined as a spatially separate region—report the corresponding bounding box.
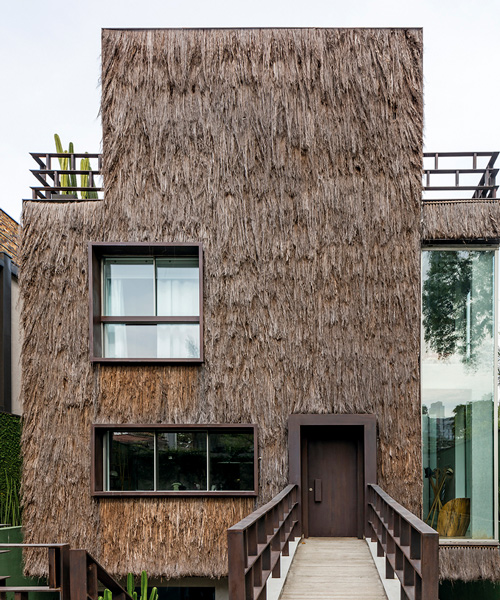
[367,484,439,600]
[69,550,131,600]
[227,484,299,600]
[0,544,131,600]
[0,543,70,600]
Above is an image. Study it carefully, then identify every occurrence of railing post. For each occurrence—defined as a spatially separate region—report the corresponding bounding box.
[69,550,88,600]
[228,529,246,600]
[87,563,98,600]
[60,545,71,600]
[421,532,439,600]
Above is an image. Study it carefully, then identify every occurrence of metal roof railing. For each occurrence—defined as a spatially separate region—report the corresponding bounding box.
[29,152,103,201]
[423,151,499,204]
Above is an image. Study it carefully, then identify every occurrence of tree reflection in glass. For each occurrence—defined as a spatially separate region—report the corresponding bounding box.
[421,249,495,539]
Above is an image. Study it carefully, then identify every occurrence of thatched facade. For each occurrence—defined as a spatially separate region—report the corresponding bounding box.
[21,28,428,579]
[439,546,500,582]
[422,200,500,241]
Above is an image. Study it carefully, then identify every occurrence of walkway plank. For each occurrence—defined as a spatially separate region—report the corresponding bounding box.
[279,538,387,599]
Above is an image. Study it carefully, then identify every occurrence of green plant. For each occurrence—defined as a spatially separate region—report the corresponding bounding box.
[0,470,21,526]
[54,134,77,195]
[54,134,98,199]
[98,588,113,600]
[0,412,22,526]
[80,155,99,199]
[99,570,157,600]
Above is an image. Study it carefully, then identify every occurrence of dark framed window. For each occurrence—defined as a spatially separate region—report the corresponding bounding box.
[89,243,203,363]
[92,424,258,497]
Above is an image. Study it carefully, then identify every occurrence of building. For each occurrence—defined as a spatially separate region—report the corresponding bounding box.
[18,28,500,598]
[0,208,21,415]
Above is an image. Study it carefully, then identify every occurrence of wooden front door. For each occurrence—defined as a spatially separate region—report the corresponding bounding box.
[304,426,363,537]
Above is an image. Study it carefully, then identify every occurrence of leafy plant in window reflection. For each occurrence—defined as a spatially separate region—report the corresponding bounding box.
[422,251,493,370]
[185,336,199,358]
[111,434,154,491]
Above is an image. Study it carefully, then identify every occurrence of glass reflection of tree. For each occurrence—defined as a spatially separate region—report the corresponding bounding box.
[422,251,493,370]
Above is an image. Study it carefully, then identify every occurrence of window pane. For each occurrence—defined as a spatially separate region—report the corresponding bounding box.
[157,432,207,491]
[104,324,200,359]
[108,431,154,491]
[157,324,200,359]
[104,324,158,358]
[103,259,155,316]
[157,257,199,316]
[422,250,495,539]
[209,432,254,491]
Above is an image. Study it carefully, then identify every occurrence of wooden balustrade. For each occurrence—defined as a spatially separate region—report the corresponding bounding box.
[0,544,131,600]
[69,550,131,600]
[0,543,70,600]
[367,484,439,600]
[227,484,299,600]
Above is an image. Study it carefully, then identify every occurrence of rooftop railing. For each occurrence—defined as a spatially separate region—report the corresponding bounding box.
[28,151,498,205]
[422,151,499,203]
[29,153,103,201]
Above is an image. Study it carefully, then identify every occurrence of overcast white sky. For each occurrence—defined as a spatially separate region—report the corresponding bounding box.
[1,0,499,222]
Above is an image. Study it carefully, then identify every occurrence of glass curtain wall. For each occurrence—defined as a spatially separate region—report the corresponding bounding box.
[421,249,497,539]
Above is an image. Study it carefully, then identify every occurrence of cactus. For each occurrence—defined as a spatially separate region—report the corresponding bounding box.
[54,134,71,195]
[139,572,157,600]
[101,570,156,600]
[54,134,98,199]
[80,154,99,200]
[98,589,112,600]
[126,573,137,600]
[148,587,158,600]
[68,142,77,190]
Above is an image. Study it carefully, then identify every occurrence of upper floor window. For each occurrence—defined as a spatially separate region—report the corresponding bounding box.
[89,243,203,363]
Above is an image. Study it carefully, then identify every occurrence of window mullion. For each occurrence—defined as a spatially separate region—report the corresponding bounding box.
[206,432,210,492]
[154,431,158,492]
[105,432,109,492]
[153,258,158,317]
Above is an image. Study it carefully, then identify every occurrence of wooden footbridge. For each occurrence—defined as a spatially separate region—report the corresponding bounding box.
[228,484,439,600]
[279,538,388,600]
[0,486,437,600]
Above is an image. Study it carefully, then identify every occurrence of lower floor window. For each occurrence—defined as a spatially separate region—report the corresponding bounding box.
[92,425,257,496]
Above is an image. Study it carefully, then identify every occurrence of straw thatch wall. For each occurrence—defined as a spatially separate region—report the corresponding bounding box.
[422,201,500,241]
[21,28,423,579]
[440,546,500,582]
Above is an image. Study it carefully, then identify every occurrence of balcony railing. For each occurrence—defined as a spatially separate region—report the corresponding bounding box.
[29,153,103,201]
[423,151,499,203]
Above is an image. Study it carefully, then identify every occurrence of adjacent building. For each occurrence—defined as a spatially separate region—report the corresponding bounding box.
[0,208,21,415]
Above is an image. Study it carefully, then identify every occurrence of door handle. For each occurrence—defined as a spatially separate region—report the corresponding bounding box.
[314,478,322,502]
